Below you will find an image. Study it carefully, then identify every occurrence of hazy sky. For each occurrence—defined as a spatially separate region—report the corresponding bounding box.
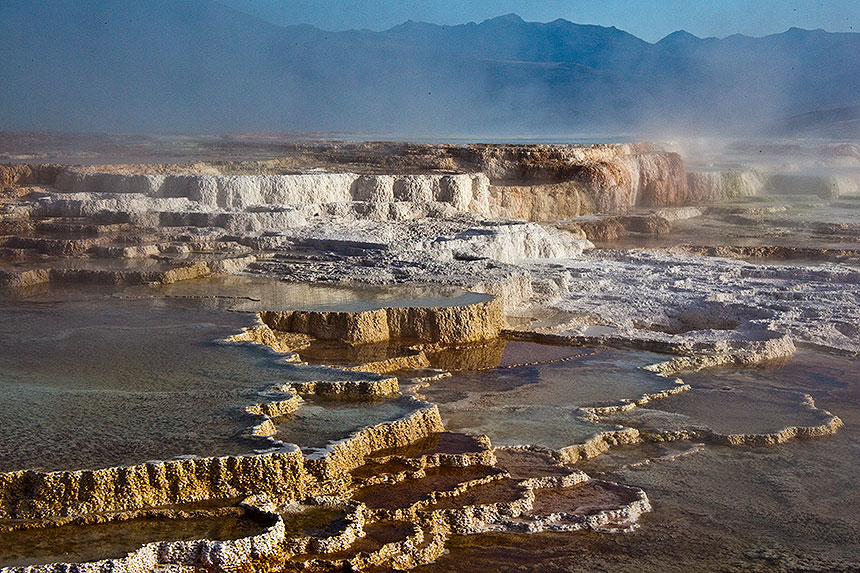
[217,0,859,42]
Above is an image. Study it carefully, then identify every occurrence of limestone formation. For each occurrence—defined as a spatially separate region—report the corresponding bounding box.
[53,169,491,213]
[687,169,765,202]
[632,152,689,207]
[764,173,858,198]
[488,180,593,221]
[0,163,61,187]
[258,295,505,345]
[0,449,308,520]
[606,392,843,447]
[0,255,256,288]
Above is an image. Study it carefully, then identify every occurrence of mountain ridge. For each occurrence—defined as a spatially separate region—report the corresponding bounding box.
[1,2,857,136]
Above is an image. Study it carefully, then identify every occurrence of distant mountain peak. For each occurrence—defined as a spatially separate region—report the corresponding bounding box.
[782,26,827,36]
[657,29,701,44]
[485,13,525,24]
[667,29,698,39]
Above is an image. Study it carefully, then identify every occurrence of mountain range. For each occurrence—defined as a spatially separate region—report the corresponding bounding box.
[1,0,858,137]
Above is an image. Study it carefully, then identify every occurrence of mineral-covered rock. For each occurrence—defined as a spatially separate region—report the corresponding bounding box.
[258,295,505,345]
[687,170,765,202]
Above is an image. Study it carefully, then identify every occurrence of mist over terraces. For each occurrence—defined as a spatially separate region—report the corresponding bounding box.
[2,0,860,136]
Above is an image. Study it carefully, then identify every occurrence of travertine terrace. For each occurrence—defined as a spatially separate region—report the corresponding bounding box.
[0,138,858,570]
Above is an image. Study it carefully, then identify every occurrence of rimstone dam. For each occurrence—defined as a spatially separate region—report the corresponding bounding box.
[0,138,859,571]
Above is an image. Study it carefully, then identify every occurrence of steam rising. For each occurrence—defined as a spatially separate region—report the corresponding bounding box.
[0,0,858,138]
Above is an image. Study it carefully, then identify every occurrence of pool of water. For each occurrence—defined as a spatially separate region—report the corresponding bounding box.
[425,340,589,372]
[279,505,346,539]
[634,386,830,436]
[125,275,492,312]
[274,395,425,456]
[415,349,678,451]
[0,285,385,472]
[0,511,266,568]
[612,352,848,437]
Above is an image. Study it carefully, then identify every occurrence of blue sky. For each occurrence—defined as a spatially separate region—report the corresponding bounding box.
[217,0,859,42]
